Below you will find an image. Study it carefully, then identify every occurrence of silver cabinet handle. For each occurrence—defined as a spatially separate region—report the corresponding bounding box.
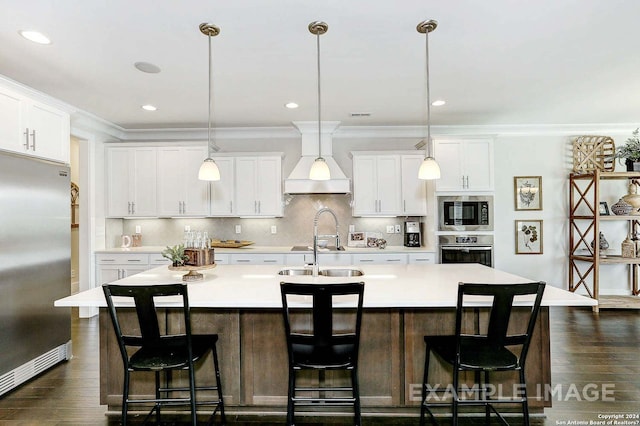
[236,259,250,263]
[360,259,374,263]
[254,200,257,213]
[131,202,135,214]
[263,259,277,263]
[230,201,233,213]
[127,202,131,215]
[127,259,142,262]
[24,128,30,149]
[30,130,36,150]
[258,200,261,214]
[386,259,402,262]
[403,200,406,213]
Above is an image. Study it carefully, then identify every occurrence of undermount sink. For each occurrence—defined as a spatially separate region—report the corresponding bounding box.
[277,267,364,277]
[319,268,364,277]
[278,268,313,275]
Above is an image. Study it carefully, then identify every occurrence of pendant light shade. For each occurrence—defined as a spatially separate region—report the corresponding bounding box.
[417,20,441,181]
[198,23,221,182]
[198,158,221,180]
[309,157,331,180]
[418,156,441,179]
[309,21,330,181]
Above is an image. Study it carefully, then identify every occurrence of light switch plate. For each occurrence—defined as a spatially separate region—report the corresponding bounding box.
[235,225,241,234]
[386,225,395,234]
[271,225,277,234]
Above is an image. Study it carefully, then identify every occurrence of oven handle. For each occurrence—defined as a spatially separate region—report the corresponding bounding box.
[441,246,493,251]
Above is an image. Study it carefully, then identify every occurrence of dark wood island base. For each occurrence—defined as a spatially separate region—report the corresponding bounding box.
[99,307,551,421]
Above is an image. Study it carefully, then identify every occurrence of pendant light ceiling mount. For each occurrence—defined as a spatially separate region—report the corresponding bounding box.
[198,22,222,182]
[416,19,437,34]
[308,21,331,181]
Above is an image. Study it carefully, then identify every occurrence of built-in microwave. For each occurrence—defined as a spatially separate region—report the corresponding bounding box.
[438,196,493,231]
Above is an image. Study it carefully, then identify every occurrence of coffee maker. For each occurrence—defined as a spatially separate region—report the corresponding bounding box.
[404,221,421,247]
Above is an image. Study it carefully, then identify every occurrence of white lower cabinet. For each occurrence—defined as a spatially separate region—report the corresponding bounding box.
[96,254,152,284]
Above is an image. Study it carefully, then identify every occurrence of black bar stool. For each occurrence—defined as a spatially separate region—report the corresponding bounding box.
[102,283,226,426]
[419,281,545,426]
[280,281,365,426]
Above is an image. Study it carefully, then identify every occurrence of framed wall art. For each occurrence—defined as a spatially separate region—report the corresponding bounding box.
[515,220,543,255]
[514,176,542,211]
[598,201,610,216]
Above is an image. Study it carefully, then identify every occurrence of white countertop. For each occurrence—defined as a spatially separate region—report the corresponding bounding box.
[55,263,596,309]
[94,245,435,254]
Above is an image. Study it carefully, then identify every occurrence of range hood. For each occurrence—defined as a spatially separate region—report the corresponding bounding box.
[284,121,351,194]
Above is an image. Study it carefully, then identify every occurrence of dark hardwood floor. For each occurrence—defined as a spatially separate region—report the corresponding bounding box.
[0,306,638,425]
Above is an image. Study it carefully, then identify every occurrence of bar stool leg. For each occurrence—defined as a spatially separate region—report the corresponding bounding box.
[351,368,361,426]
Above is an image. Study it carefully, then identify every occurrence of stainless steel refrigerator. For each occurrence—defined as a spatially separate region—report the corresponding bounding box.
[0,151,71,396]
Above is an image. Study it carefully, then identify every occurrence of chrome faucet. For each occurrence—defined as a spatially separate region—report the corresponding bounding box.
[312,207,341,276]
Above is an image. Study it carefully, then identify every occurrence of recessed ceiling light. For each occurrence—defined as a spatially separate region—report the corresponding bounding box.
[19,30,51,45]
[285,102,299,109]
[134,62,161,73]
[432,100,446,106]
[141,105,157,111]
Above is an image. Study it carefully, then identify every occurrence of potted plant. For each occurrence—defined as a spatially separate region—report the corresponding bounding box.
[612,128,640,171]
[161,244,190,267]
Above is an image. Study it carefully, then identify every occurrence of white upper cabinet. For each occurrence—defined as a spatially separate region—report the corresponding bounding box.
[401,154,428,215]
[106,147,157,217]
[209,157,235,216]
[434,138,494,192]
[234,156,283,217]
[0,85,69,163]
[352,154,402,216]
[157,146,209,216]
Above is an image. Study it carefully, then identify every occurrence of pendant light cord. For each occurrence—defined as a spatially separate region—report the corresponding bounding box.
[316,31,322,159]
[208,33,213,158]
[425,29,431,158]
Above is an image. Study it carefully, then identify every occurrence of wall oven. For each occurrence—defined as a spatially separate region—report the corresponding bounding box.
[438,195,493,232]
[439,235,493,268]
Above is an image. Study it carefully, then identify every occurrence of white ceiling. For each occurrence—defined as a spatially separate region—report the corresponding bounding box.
[1,0,639,130]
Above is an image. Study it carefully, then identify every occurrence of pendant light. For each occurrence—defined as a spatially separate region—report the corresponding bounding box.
[417,20,441,180]
[198,23,221,181]
[308,21,331,181]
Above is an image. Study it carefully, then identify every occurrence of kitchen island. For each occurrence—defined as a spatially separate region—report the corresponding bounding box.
[55,263,595,420]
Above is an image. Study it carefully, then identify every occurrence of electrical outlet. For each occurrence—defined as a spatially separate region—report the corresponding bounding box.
[271,225,277,234]
[135,225,141,234]
[184,225,191,232]
[386,225,395,234]
[395,224,402,233]
[235,225,241,234]
[349,224,355,233]
[71,269,76,278]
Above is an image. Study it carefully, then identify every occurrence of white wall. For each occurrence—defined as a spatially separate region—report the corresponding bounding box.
[493,130,634,294]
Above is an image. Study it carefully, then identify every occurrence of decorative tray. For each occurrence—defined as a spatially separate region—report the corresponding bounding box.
[168,263,216,282]
[210,240,254,248]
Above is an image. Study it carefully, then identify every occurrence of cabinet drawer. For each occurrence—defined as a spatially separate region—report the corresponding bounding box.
[408,253,435,264]
[214,254,229,265]
[96,253,149,265]
[352,253,407,264]
[230,254,285,265]
[149,255,171,265]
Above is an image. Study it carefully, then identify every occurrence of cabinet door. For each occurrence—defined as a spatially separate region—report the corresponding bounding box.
[26,101,70,163]
[130,148,157,216]
[376,156,401,215]
[157,146,209,216]
[434,140,464,191]
[106,147,157,217]
[234,157,259,215]
[256,157,282,216]
[106,148,132,217]
[210,157,235,216]
[0,87,24,154]
[464,139,494,191]
[97,266,121,285]
[352,156,378,215]
[157,147,184,216]
[401,155,427,215]
[183,146,210,215]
